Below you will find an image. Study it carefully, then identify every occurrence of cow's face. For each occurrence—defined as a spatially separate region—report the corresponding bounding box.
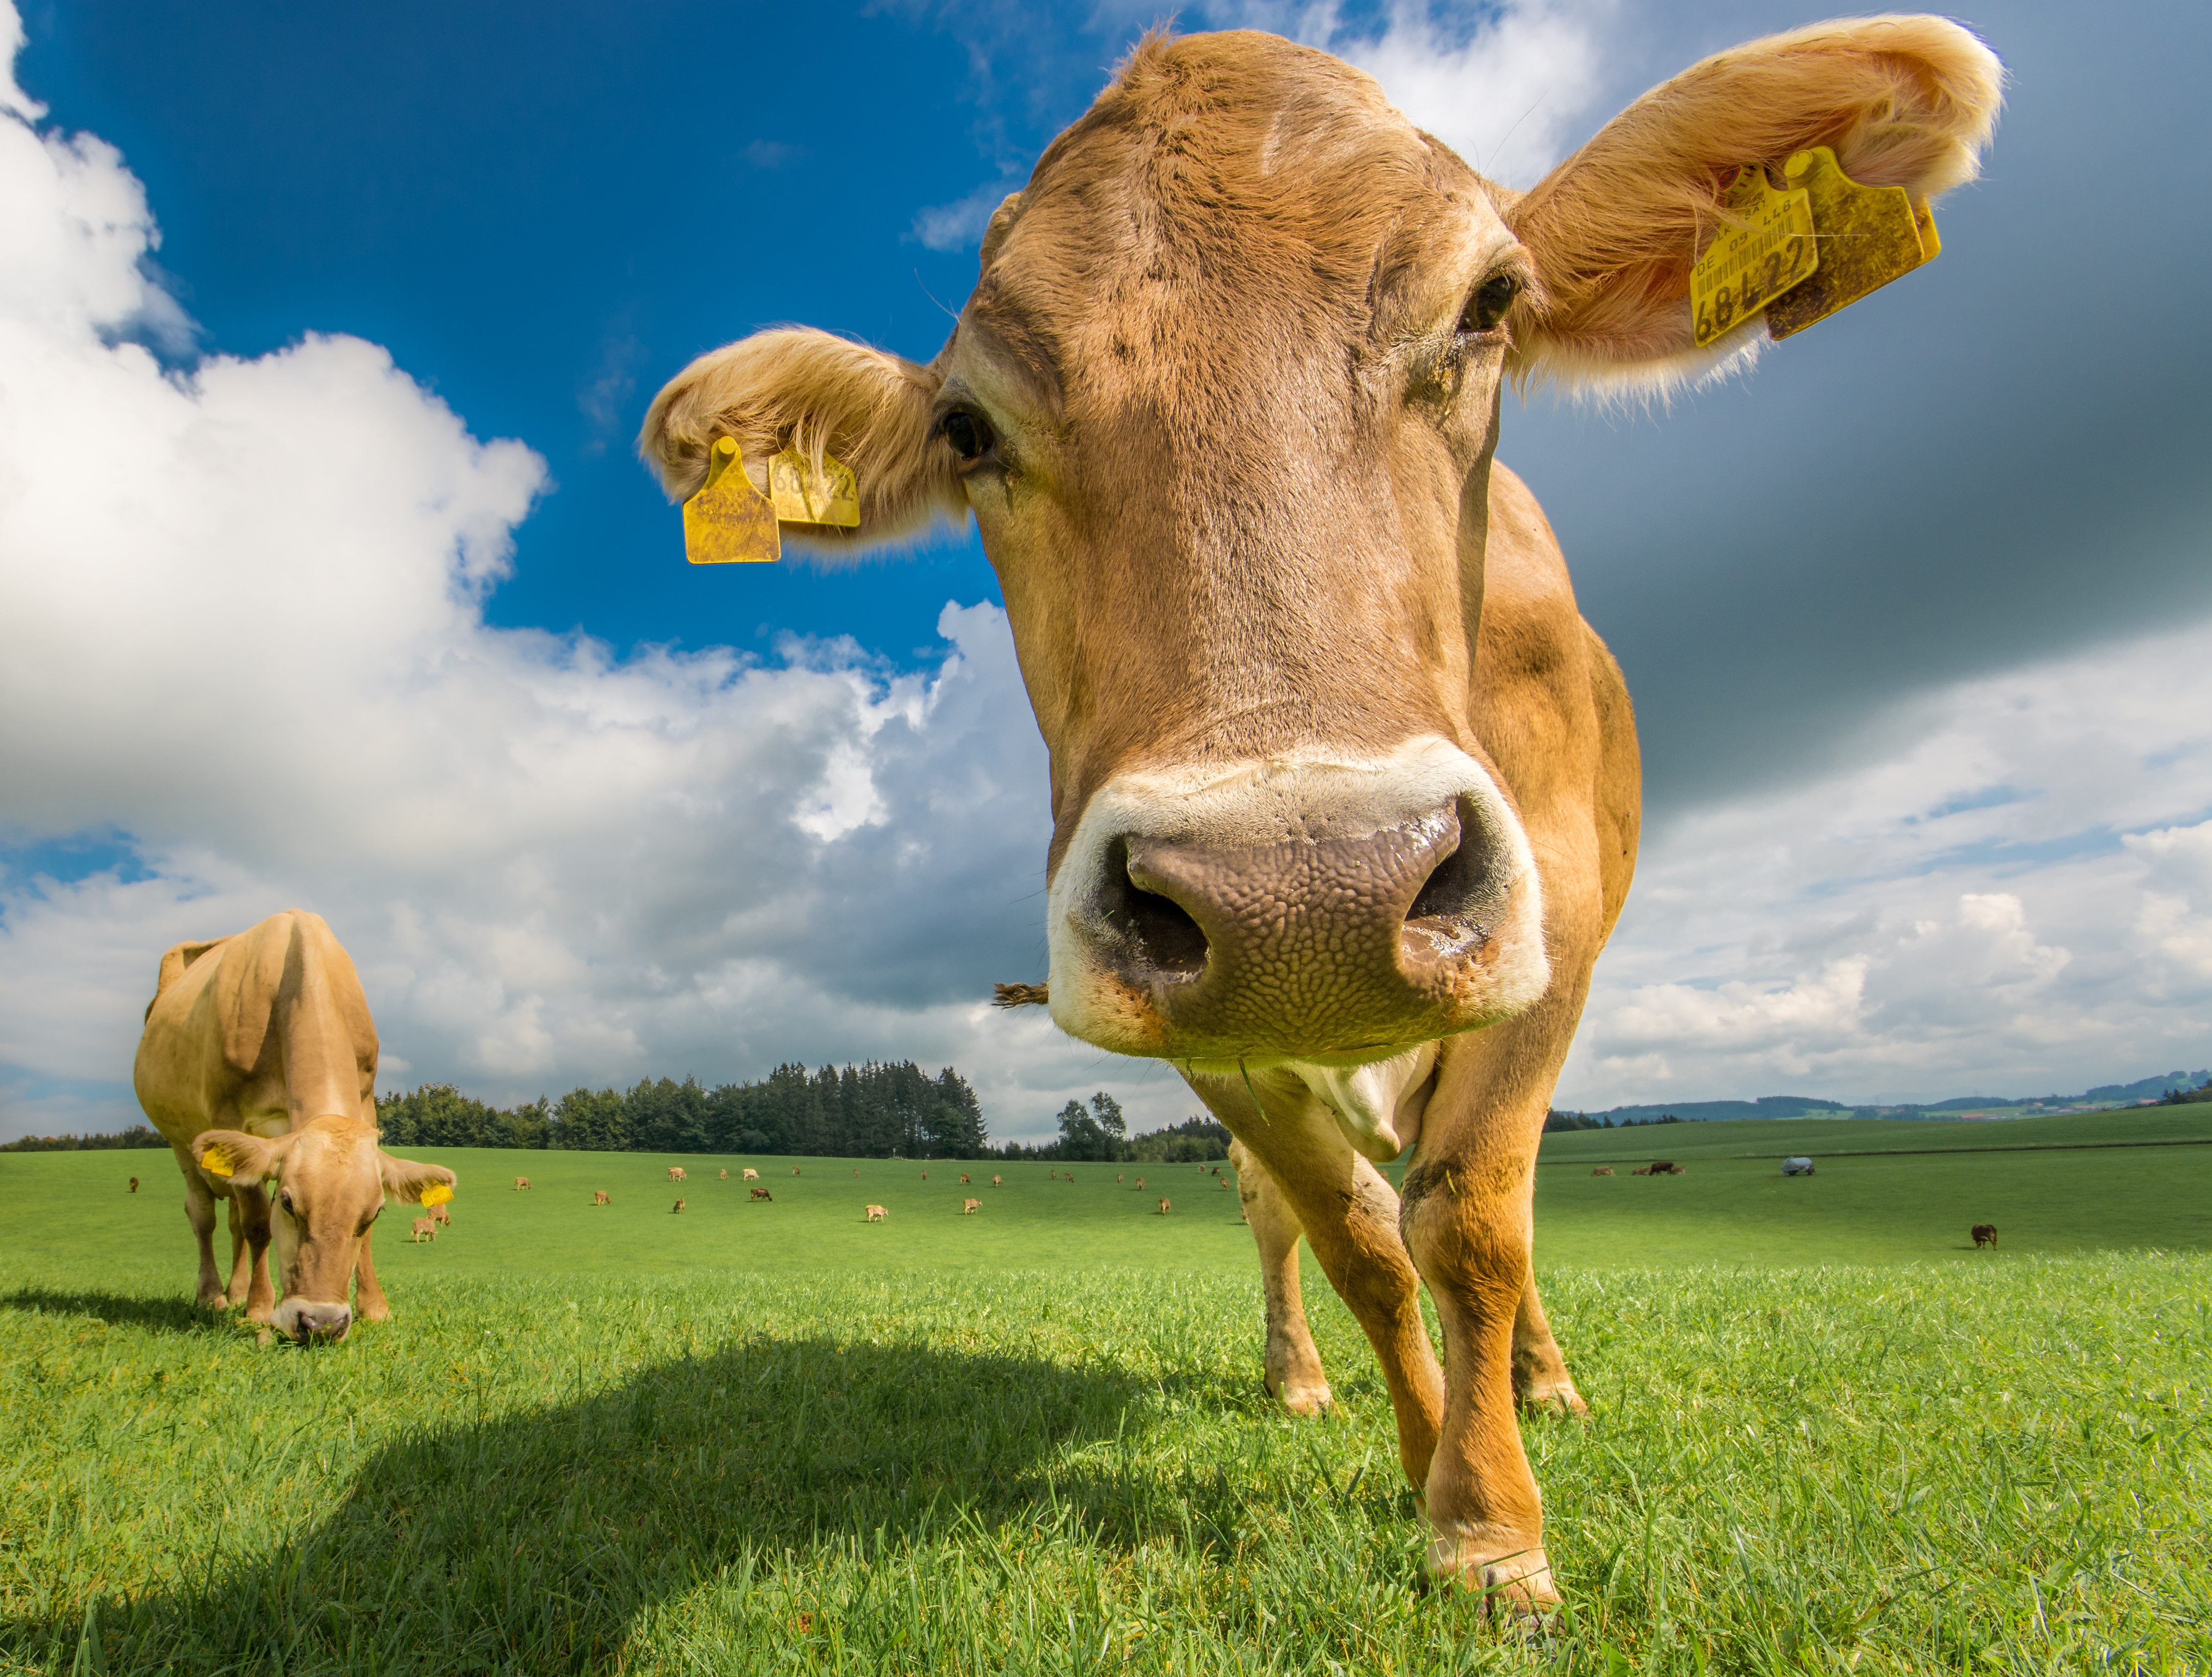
[640,25,1997,1069]
[196,1117,453,1342]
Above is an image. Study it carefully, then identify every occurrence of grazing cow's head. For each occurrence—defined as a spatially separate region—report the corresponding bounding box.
[195,1116,454,1342]
[642,22,1997,1070]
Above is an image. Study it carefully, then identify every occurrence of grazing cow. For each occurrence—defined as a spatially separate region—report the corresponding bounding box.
[750,1186,773,1201]
[921,1171,927,1180]
[865,1204,887,1222]
[1136,1176,1145,1191]
[720,1168,729,1180]
[1972,1223,1998,1248]
[1220,1175,1232,1190]
[593,1190,610,1205]
[128,1177,139,1193]
[960,1173,972,1184]
[669,1166,687,1183]
[640,21,1997,1606]
[409,1217,436,1244]
[992,1174,1003,1187]
[673,1198,685,1213]
[963,1198,982,1215]
[1591,1168,1614,1177]
[431,1202,451,1227]
[1646,1162,1678,1176]
[133,910,455,1342]
[743,1168,759,1181]
[514,1177,531,1192]
[1158,1198,1172,1217]
[1630,1166,1653,1177]
[791,1167,800,1176]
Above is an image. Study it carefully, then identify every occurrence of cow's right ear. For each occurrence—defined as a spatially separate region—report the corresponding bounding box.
[379,1153,457,1208]
[637,328,962,550]
[194,1129,293,1188]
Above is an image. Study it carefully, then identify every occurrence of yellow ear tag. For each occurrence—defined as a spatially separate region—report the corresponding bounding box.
[199,1150,234,1177]
[1690,164,1819,349]
[682,436,781,564]
[1762,146,1938,341]
[767,447,861,529]
[418,1182,454,1207]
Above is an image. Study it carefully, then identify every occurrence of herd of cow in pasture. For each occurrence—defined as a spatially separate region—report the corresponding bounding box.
[109,12,2006,1614]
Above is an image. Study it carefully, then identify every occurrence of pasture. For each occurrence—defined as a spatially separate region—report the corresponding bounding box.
[2,1123,2208,1674]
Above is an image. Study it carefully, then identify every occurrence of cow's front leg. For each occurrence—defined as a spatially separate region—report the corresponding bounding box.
[1229,1139,1332,1414]
[227,1185,276,1321]
[353,1224,390,1321]
[1514,1270,1587,1416]
[177,1146,226,1308]
[1191,1071,1443,1489]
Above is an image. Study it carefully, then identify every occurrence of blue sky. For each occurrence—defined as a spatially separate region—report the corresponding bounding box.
[4,0,2211,1141]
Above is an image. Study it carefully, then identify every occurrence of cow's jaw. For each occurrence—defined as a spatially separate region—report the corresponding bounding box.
[1046,736,1549,1062]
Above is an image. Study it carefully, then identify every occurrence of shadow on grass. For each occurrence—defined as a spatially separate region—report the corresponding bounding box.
[4,1333,1216,1674]
[0,1286,224,1337]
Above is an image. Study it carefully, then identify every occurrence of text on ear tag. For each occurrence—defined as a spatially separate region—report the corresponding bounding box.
[682,436,781,564]
[768,447,861,529]
[418,1182,454,1207]
[1691,165,1819,349]
[1763,146,1937,340]
[199,1149,234,1177]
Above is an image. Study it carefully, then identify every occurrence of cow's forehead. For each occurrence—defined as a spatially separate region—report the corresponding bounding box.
[963,31,1511,409]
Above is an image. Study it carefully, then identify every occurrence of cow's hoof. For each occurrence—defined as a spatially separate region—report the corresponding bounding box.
[1517,1379,1589,1419]
[356,1297,390,1323]
[244,1302,274,1325]
[1271,1377,1333,1417]
[1428,1536,1559,1620]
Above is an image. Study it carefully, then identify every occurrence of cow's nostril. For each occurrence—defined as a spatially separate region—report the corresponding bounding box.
[1404,799,1499,936]
[1099,837,1210,977]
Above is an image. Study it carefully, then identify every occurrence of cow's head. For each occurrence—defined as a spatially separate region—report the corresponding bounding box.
[195,1117,454,1342]
[641,21,1997,1070]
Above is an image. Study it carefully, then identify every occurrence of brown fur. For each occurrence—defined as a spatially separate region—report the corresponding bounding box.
[1591,1167,1613,1177]
[672,1198,685,1213]
[751,1186,773,1201]
[668,1166,687,1182]
[410,1217,436,1243]
[865,1204,887,1222]
[1972,1223,1997,1247]
[133,911,452,1340]
[593,1190,610,1205]
[637,20,1998,1611]
[963,1198,982,1215]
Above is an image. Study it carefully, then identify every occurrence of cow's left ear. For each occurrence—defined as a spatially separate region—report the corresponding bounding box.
[637,328,961,551]
[1505,15,2001,391]
[195,1128,296,1188]
[379,1153,457,1207]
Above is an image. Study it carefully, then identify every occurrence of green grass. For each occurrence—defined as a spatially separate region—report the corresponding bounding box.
[3,1138,2208,1675]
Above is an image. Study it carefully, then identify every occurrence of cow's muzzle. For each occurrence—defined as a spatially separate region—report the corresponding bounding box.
[273,1298,352,1343]
[1045,744,1550,1062]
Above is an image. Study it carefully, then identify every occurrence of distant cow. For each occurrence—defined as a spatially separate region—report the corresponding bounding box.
[991,1174,1002,1187]
[1972,1223,1997,1248]
[410,1217,437,1244]
[1781,1156,1815,1176]
[514,1176,531,1192]
[1591,1167,1614,1177]
[1158,1198,1172,1215]
[750,1186,773,1201]
[960,1173,972,1184]
[431,1202,451,1227]
[865,1204,887,1222]
[128,1176,139,1193]
[963,1198,982,1215]
[719,1168,729,1180]
[1645,1162,1678,1175]
[791,1167,800,1176]
[1630,1166,1653,1176]
[673,1198,685,1213]
[1136,1176,1145,1190]
[742,1168,759,1181]
[668,1167,687,1183]
[133,909,454,1342]
[921,1170,927,1179]
[593,1190,610,1205]
[1219,1176,1232,1190]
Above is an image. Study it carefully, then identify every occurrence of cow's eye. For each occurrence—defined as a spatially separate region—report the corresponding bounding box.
[941,410,992,462]
[279,1190,295,1217]
[1459,273,1520,335]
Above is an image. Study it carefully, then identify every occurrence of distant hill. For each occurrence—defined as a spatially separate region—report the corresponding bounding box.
[1559,1069,2209,1126]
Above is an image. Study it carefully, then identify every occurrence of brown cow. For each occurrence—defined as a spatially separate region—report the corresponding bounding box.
[750,1186,773,1201]
[742,1168,759,1181]
[865,1204,887,1222]
[639,21,1997,1607]
[1971,1223,1998,1247]
[992,1174,1003,1187]
[1647,1162,1679,1175]
[963,1198,982,1215]
[960,1173,972,1185]
[133,910,455,1342]
[668,1166,687,1183]
[1591,1168,1614,1177]
[514,1177,531,1192]
[921,1170,927,1180]
[431,1201,451,1227]
[673,1198,685,1213]
[128,1176,139,1193]
[409,1217,436,1244]
[791,1167,800,1177]
[719,1168,729,1180]
[593,1190,610,1205]
[1135,1176,1144,1190]
[1157,1198,1172,1217]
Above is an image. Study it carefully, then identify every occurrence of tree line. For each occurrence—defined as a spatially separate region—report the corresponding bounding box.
[0,1126,168,1153]
[1543,1109,1690,1132]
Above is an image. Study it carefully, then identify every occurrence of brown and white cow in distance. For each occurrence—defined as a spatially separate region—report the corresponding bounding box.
[640,21,1998,1606]
[133,910,456,1342]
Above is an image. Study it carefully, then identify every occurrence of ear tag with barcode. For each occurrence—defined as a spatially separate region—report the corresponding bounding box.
[767,447,861,529]
[682,436,781,564]
[1762,146,1938,339]
[1691,165,1819,348]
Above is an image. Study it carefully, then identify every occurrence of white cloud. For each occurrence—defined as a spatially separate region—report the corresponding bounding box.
[911,177,1019,253]
[0,34,1174,1146]
[1558,622,2212,1109]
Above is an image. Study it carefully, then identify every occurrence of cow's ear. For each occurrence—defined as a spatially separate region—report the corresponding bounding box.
[637,328,961,551]
[1505,15,2001,393]
[379,1153,457,1207]
[195,1129,292,1188]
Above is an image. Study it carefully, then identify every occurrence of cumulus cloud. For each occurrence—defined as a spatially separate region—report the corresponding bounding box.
[1558,622,2212,1108]
[911,178,1020,253]
[0,43,1153,1144]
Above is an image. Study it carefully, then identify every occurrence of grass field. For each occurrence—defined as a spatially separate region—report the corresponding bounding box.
[2,1117,2208,1674]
